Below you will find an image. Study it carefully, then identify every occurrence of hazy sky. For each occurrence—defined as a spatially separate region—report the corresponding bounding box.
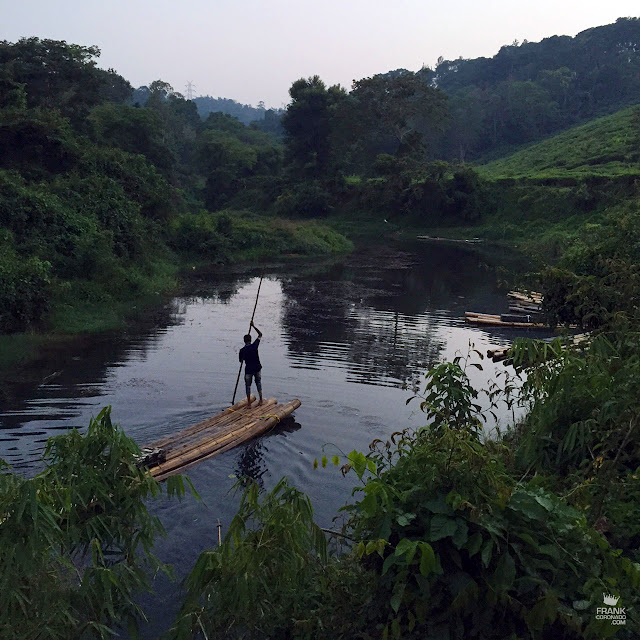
[3,1,639,107]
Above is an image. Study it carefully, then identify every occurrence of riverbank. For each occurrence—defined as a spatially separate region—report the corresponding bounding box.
[0,216,352,398]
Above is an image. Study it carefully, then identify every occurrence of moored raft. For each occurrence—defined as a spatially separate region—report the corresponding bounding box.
[140,395,301,481]
[464,311,548,328]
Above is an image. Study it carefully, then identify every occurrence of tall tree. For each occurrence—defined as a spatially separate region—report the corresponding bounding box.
[348,72,449,166]
[0,38,131,125]
[281,76,347,179]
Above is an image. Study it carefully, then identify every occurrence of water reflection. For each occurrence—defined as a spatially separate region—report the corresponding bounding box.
[0,241,534,476]
[0,240,543,638]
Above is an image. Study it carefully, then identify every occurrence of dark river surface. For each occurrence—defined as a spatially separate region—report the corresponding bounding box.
[0,240,553,637]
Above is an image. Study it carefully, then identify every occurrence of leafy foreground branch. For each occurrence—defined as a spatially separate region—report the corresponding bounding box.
[0,407,194,639]
[173,358,640,640]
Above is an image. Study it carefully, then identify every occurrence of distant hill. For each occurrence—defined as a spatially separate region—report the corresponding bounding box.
[479,105,640,180]
[420,17,640,161]
[193,96,266,125]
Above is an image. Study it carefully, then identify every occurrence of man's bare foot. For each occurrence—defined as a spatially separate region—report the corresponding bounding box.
[258,399,263,406]
[247,402,252,409]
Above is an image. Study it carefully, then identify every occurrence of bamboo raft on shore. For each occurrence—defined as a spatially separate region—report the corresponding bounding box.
[139,395,301,481]
[487,333,589,363]
[464,311,548,328]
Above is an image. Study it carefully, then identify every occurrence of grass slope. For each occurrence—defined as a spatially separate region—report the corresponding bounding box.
[479,106,640,180]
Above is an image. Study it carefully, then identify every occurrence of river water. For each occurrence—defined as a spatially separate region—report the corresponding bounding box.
[0,240,551,636]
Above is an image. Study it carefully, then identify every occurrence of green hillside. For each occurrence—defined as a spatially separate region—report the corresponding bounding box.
[479,106,640,180]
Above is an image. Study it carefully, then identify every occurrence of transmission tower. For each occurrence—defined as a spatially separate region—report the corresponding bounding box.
[185,81,196,100]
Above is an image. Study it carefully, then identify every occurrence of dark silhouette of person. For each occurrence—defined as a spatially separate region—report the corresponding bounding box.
[239,320,263,408]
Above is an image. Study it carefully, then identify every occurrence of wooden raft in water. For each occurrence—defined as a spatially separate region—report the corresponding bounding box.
[141,395,301,481]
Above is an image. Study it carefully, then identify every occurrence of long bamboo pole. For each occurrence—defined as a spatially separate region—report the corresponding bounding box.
[232,271,265,405]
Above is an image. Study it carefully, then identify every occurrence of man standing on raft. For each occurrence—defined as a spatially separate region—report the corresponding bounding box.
[239,320,263,408]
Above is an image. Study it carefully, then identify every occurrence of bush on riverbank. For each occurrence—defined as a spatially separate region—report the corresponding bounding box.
[169,210,352,262]
[0,407,193,639]
[172,359,640,639]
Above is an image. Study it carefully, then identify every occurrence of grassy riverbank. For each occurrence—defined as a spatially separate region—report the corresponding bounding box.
[0,214,351,381]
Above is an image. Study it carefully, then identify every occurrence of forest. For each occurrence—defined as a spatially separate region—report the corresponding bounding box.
[1,15,640,640]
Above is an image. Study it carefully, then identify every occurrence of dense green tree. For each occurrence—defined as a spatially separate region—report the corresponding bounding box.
[88,103,175,175]
[350,72,449,161]
[430,18,640,159]
[0,38,131,125]
[281,75,347,179]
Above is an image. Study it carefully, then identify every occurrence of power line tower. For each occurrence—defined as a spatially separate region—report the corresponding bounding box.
[185,81,196,100]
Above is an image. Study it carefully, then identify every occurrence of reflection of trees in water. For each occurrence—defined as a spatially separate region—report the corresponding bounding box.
[234,420,302,488]
[179,266,265,304]
[235,441,267,488]
[278,257,445,388]
[0,299,186,429]
[278,244,517,389]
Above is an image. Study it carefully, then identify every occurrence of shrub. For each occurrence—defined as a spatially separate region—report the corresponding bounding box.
[273,181,332,218]
[0,240,51,332]
[0,407,193,639]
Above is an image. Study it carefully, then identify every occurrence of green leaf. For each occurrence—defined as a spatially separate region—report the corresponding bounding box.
[466,532,483,557]
[321,455,327,468]
[396,512,416,527]
[526,594,558,631]
[355,541,365,559]
[424,495,454,515]
[481,539,493,568]
[348,450,367,478]
[390,582,406,613]
[430,514,457,541]
[331,455,340,466]
[419,542,436,576]
[382,553,398,576]
[395,538,417,557]
[452,519,469,548]
[313,458,318,470]
[493,552,516,591]
[359,493,377,518]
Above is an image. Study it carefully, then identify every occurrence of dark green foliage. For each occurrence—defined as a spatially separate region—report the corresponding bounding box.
[431,18,640,159]
[343,423,639,639]
[193,95,270,125]
[349,72,449,163]
[353,161,487,225]
[273,180,332,218]
[171,478,341,639]
[0,407,192,639]
[0,107,80,179]
[0,237,50,332]
[197,113,283,211]
[0,38,132,125]
[513,333,640,479]
[88,103,175,175]
[539,205,640,327]
[282,76,347,180]
[169,210,352,261]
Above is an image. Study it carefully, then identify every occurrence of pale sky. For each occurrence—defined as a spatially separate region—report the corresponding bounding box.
[2,1,639,108]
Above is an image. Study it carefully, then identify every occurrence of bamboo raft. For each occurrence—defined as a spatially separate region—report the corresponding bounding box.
[139,395,301,481]
[487,333,589,363]
[465,311,548,328]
